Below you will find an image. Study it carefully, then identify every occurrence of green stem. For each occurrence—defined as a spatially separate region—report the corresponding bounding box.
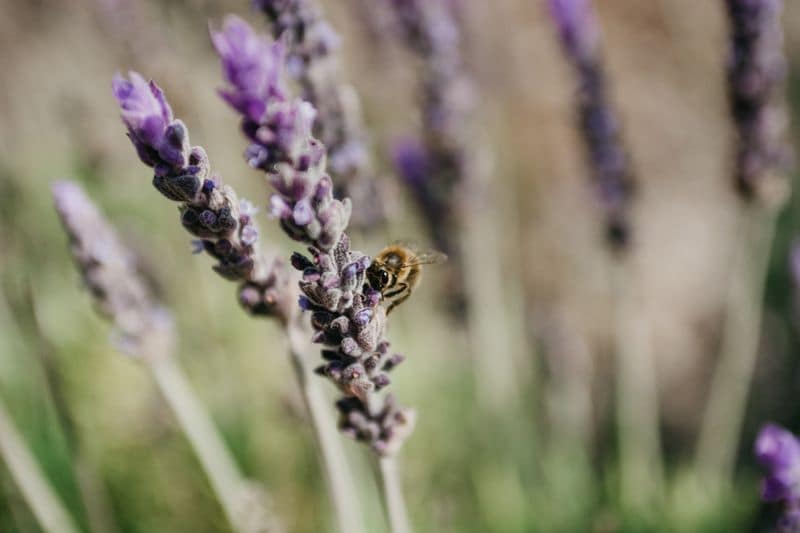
[376,456,412,533]
[695,208,777,485]
[286,319,365,533]
[0,399,80,533]
[612,257,664,509]
[147,352,280,533]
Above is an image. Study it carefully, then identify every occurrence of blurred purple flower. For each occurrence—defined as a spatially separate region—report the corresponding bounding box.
[725,0,793,202]
[387,0,474,316]
[547,0,599,59]
[255,0,389,230]
[391,137,429,189]
[546,0,634,249]
[53,180,174,357]
[211,15,287,123]
[756,423,800,504]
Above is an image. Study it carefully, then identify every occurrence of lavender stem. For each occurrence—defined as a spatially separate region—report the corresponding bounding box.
[0,399,80,533]
[147,352,279,533]
[696,209,777,484]
[286,317,366,533]
[611,261,664,506]
[377,457,412,533]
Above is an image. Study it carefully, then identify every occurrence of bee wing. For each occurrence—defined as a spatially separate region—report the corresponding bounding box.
[389,238,422,250]
[405,250,448,266]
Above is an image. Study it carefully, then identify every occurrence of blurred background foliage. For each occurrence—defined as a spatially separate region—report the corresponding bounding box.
[0,0,799,531]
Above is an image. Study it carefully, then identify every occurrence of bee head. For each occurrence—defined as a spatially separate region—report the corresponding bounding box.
[366,262,390,291]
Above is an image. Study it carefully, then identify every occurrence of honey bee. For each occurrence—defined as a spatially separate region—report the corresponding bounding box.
[366,242,447,314]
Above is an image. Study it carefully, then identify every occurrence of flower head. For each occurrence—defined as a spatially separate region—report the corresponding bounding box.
[547,0,599,58]
[113,71,172,147]
[211,15,287,123]
[112,73,290,320]
[113,72,197,178]
[756,423,800,503]
[725,0,793,203]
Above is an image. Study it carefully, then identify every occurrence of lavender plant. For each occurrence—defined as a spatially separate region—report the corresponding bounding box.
[111,69,366,533]
[726,0,792,203]
[547,0,635,249]
[253,0,390,229]
[211,15,415,457]
[386,0,474,315]
[53,179,173,357]
[756,424,800,532]
[53,180,282,533]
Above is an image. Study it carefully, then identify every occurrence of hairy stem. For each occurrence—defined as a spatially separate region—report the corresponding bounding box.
[286,318,365,533]
[0,399,80,533]
[376,456,412,533]
[695,208,777,485]
[612,258,663,508]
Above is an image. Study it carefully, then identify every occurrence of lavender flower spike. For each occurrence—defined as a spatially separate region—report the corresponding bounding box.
[548,0,635,249]
[212,16,351,252]
[725,0,793,203]
[213,17,415,455]
[254,0,389,229]
[113,72,290,320]
[53,180,173,357]
[54,180,284,533]
[756,424,800,531]
[387,0,475,316]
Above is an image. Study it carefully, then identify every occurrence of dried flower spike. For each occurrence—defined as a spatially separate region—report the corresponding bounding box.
[52,180,173,357]
[112,71,290,321]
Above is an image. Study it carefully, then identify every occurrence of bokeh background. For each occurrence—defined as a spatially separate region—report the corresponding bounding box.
[1,0,800,531]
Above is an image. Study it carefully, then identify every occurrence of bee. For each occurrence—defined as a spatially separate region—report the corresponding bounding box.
[366,242,447,314]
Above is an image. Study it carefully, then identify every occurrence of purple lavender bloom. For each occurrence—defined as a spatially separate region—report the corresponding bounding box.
[211,15,287,123]
[755,423,800,531]
[548,0,599,60]
[113,72,191,177]
[213,19,414,454]
[725,0,793,202]
[253,0,340,66]
[53,180,174,357]
[756,424,800,503]
[254,0,389,229]
[212,16,351,252]
[212,16,318,170]
[547,0,634,249]
[113,72,290,320]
